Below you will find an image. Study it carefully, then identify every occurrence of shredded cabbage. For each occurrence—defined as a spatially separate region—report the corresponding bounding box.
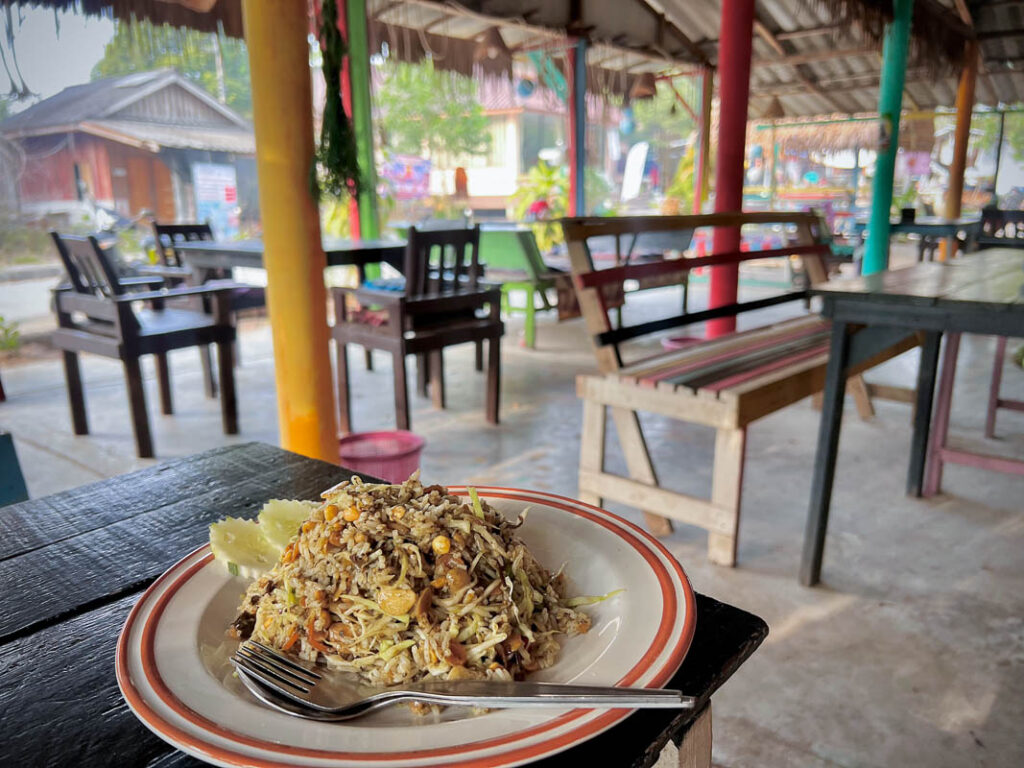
[565,589,624,608]
[467,487,485,519]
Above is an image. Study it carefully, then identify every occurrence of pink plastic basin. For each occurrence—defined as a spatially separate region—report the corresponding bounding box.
[338,430,425,484]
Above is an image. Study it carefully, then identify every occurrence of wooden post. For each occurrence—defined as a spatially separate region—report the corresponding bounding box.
[242,0,339,461]
[345,0,379,239]
[568,38,587,216]
[863,0,914,275]
[694,67,713,214]
[708,0,755,337]
[943,40,979,259]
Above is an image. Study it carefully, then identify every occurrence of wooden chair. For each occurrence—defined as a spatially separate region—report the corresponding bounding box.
[49,232,238,459]
[564,212,919,564]
[152,221,266,394]
[331,225,503,432]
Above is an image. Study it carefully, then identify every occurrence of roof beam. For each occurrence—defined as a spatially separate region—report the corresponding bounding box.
[751,16,848,113]
[636,1,710,66]
[751,46,877,68]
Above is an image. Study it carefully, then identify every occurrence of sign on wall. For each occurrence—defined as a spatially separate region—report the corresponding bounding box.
[192,162,240,238]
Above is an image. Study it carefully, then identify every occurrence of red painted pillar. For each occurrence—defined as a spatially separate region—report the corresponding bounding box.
[337,1,361,237]
[708,0,755,337]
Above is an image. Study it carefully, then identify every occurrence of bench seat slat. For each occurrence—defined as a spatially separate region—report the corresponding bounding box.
[671,333,832,392]
[618,316,827,379]
[702,344,830,393]
[633,321,829,388]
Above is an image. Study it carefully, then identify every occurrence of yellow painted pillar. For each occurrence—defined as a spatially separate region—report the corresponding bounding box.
[943,40,978,260]
[242,0,338,461]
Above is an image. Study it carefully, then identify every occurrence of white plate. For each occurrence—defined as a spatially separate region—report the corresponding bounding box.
[117,487,696,768]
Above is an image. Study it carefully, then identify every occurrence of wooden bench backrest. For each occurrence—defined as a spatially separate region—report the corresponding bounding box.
[561,211,831,373]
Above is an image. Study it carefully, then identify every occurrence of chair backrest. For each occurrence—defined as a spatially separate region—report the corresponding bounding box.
[561,211,831,372]
[50,231,125,298]
[153,222,214,267]
[404,225,481,297]
[980,208,1024,241]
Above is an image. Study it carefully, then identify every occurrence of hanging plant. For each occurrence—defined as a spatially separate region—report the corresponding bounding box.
[311,0,362,200]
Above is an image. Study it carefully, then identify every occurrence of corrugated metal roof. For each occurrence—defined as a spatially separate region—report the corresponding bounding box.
[369,0,1024,117]
[81,120,255,154]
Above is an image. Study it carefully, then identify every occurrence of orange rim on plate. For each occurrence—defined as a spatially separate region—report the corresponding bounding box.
[116,488,697,768]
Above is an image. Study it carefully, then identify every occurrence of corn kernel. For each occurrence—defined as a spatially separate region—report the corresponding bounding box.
[354,532,367,544]
[432,535,451,555]
[302,521,316,533]
[343,506,360,522]
[488,662,500,670]
[391,505,406,520]
[324,504,339,521]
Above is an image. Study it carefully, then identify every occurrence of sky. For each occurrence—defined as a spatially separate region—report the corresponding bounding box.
[3,8,115,113]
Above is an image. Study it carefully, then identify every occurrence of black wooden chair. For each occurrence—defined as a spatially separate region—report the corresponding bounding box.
[50,232,238,458]
[330,225,503,431]
[152,221,266,393]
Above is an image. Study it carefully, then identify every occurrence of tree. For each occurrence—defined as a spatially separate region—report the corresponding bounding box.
[91,20,252,120]
[374,59,489,161]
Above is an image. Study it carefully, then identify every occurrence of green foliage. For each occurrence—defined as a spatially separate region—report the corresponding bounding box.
[511,161,567,253]
[91,20,252,120]
[375,59,490,160]
[631,84,697,146]
[0,220,53,265]
[311,0,361,201]
[0,316,20,352]
[665,146,697,205]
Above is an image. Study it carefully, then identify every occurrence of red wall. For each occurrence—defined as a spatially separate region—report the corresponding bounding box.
[18,133,112,204]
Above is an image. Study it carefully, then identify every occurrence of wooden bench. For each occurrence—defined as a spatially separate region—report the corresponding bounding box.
[563,212,919,565]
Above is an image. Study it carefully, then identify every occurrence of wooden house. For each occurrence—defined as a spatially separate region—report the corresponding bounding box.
[0,69,255,225]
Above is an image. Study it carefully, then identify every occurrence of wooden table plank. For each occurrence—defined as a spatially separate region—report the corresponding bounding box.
[0,595,179,768]
[0,443,314,562]
[0,443,350,643]
[0,592,764,768]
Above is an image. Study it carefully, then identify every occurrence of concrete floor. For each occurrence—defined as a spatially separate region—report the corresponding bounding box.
[1,277,1023,767]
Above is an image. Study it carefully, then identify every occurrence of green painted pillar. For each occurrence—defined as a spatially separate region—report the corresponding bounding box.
[863,0,914,275]
[346,0,379,240]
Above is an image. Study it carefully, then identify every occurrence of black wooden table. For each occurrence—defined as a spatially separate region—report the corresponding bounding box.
[175,237,407,275]
[802,248,1024,586]
[0,442,767,768]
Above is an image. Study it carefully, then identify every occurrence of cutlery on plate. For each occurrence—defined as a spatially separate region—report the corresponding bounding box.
[231,640,695,719]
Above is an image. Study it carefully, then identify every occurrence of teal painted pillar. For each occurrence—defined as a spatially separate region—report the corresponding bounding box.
[863,0,914,274]
[345,0,379,239]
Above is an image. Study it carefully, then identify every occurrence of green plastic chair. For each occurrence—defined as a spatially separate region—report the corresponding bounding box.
[479,227,562,348]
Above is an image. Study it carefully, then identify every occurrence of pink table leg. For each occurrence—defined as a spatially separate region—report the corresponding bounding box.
[923,333,961,497]
[985,336,1008,439]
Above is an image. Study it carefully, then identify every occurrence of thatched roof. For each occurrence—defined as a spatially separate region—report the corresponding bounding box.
[747,113,936,154]
[5,0,243,36]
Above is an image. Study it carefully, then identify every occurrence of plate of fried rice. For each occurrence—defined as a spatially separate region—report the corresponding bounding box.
[117,479,696,768]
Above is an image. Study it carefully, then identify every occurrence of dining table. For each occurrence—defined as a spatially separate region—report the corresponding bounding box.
[174,237,408,279]
[801,248,1024,586]
[0,442,767,768]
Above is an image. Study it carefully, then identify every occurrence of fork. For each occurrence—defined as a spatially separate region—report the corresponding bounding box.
[231,640,695,718]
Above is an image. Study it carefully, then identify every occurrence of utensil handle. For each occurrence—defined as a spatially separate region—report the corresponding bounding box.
[398,682,695,709]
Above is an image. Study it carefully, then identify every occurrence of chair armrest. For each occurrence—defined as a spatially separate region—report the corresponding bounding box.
[136,265,193,279]
[118,276,167,289]
[404,288,500,316]
[112,283,241,303]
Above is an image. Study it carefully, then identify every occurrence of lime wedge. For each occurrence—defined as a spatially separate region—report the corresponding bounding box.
[258,499,319,550]
[209,517,281,578]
